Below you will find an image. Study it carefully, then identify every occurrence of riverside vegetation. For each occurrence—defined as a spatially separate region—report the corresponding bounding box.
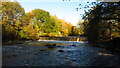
[1,1,120,66]
[1,1,120,52]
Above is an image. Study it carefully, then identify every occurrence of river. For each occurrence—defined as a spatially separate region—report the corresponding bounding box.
[2,39,120,66]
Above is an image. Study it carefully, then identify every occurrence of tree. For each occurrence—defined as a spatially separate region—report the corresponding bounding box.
[77,21,85,36]
[58,19,69,36]
[68,23,73,36]
[18,23,39,40]
[2,2,25,39]
[30,9,50,23]
[81,2,120,42]
[70,26,79,36]
[40,16,60,36]
[18,9,50,39]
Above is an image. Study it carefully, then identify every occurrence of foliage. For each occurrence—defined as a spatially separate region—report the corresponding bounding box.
[70,26,80,36]
[80,2,120,42]
[2,2,77,40]
[57,19,69,36]
[18,9,51,39]
[31,9,50,23]
[68,23,73,36]
[40,16,59,35]
[77,21,85,36]
[2,2,25,39]
[18,23,39,40]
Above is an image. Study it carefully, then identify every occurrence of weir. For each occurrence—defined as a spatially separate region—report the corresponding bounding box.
[39,36,87,41]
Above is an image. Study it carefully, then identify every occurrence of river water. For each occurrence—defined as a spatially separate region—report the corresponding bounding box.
[2,40,120,66]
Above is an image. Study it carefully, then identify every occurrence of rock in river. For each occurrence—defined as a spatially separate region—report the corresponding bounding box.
[45,44,57,48]
[58,50,64,52]
[71,44,76,46]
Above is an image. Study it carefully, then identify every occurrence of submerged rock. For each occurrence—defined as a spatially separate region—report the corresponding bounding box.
[45,44,57,48]
[15,42,23,44]
[40,50,46,51]
[56,46,61,47]
[64,57,69,59]
[12,54,17,57]
[71,44,76,46]
[53,44,56,46]
[47,46,55,48]
[45,44,51,47]
[58,50,64,52]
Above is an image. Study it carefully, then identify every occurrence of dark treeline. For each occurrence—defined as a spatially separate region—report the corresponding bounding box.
[79,2,120,52]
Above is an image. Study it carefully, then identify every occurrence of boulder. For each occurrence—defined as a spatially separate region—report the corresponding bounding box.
[71,44,76,46]
[58,50,64,52]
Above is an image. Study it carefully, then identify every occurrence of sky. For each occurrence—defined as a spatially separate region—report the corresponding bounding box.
[19,2,84,26]
[10,0,99,26]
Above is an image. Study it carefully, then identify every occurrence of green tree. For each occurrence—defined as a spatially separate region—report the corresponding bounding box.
[19,9,50,39]
[77,21,85,36]
[68,23,73,36]
[40,16,59,36]
[70,26,79,36]
[2,2,25,39]
[18,23,39,40]
[31,9,50,23]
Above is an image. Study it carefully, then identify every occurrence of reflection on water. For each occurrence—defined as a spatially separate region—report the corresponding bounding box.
[39,36,87,41]
[32,43,70,46]
[97,52,113,56]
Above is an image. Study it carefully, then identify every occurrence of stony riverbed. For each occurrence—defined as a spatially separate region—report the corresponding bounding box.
[2,40,120,66]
